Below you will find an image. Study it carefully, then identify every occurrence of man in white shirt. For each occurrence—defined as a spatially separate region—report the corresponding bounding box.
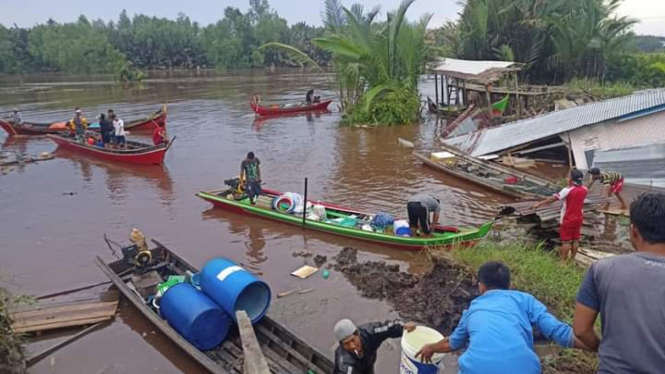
[112,114,126,148]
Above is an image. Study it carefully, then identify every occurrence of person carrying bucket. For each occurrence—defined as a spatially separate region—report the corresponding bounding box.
[416,262,590,373]
[333,319,416,374]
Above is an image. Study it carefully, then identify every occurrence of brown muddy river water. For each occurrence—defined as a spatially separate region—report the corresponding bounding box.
[0,70,507,373]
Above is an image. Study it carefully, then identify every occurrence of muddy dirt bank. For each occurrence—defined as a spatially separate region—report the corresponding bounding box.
[334,248,478,335]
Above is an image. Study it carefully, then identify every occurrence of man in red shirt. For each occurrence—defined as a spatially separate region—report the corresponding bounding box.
[152,122,167,145]
[532,169,588,262]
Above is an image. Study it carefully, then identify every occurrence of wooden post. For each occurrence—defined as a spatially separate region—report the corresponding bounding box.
[514,72,522,119]
[303,178,308,229]
[236,311,271,374]
[485,84,492,115]
[441,76,446,105]
[434,74,439,106]
[567,132,574,173]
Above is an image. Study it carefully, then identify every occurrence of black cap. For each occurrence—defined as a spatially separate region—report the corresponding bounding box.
[589,167,601,175]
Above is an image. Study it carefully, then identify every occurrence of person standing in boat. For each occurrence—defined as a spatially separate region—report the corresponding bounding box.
[305,90,314,105]
[333,318,416,374]
[68,108,88,142]
[11,108,22,125]
[241,152,262,205]
[406,194,441,237]
[98,113,113,148]
[152,121,167,145]
[112,113,126,148]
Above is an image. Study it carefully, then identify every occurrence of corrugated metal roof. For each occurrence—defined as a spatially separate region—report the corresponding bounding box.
[592,143,665,188]
[429,58,522,83]
[444,89,665,156]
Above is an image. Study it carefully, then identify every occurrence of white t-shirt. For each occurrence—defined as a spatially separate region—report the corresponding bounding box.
[113,119,125,136]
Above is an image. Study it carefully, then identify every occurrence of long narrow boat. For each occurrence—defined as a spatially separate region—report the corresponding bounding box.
[96,239,334,374]
[47,133,174,165]
[0,105,167,136]
[415,144,559,200]
[197,186,493,250]
[250,100,332,116]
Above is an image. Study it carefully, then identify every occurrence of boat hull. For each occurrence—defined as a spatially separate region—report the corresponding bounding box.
[96,240,334,374]
[250,100,332,116]
[48,135,171,165]
[0,106,166,136]
[197,189,492,250]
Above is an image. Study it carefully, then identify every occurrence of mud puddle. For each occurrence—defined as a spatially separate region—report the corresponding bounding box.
[334,248,478,334]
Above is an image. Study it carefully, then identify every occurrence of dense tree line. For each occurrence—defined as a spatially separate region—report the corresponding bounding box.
[435,0,665,87]
[0,0,330,75]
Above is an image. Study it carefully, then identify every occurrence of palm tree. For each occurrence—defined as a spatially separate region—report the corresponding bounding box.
[263,0,433,124]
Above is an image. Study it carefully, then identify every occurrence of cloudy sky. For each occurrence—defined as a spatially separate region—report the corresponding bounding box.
[1,0,664,36]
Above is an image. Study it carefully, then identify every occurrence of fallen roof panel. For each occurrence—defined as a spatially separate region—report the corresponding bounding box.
[444,89,665,156]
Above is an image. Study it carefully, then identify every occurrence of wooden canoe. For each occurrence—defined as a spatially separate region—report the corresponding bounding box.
[0,105,167,136]
[250,100,332,116]
[95,239,334,374]
[47,133,174,165]
[196,187,493,250]
[415,145,559,200]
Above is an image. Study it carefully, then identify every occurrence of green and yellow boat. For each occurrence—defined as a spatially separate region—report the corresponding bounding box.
[196,184,493,251]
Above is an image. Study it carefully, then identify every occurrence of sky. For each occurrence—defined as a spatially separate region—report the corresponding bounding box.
[1,0,664,36]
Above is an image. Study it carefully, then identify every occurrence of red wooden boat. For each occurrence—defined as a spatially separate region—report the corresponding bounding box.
[0,105,167,136]
[47,133,175,165]
[250,99,332,116]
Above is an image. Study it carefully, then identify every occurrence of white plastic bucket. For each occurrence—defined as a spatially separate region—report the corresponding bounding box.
[399,326,445,374]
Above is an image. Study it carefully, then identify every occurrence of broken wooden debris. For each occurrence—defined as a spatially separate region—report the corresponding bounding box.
[10,290,119,333]
[291,265,318,279]
[576,248,616,267]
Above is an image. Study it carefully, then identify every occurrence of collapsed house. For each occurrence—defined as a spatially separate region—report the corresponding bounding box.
[443,89,665,188]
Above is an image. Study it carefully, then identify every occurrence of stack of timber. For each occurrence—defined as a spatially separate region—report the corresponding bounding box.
[497,195,613,243]
[415,145,559,199]
[10,290,119,334]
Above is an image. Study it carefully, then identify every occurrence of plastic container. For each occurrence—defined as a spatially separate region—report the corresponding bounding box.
[200,258,271,323]
[160,283,230,351]
[399,326,445,374]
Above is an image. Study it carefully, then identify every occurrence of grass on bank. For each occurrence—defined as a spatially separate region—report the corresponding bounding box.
[1,286,28,374]
[445,240,598,373]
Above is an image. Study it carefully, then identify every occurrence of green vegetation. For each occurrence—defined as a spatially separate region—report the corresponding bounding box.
[437,0,665,89]
[450,240,597,373]
[0,0,329,77]
[1,287,28,374]
[632,35,665,53]
[265,0,433,125]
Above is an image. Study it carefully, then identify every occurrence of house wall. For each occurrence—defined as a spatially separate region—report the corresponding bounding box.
[568,111,665,170]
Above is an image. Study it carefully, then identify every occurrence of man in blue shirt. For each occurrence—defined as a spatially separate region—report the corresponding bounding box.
[416,261,587,374]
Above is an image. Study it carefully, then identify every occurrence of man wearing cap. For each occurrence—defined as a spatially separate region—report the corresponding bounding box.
[333,319,416,374]
[532,169,588,262]
[11,108,22,125]
[406,194,441,237]
[68,108,88,142]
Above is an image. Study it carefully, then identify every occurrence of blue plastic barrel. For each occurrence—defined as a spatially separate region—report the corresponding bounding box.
[200,258,271,323]
[160,283,230,351]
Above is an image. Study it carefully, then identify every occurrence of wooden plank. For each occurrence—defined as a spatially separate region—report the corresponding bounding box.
[26,322,106,367]
[10,291,118,333]
[598,208,630,216]
[236,310,271,374]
